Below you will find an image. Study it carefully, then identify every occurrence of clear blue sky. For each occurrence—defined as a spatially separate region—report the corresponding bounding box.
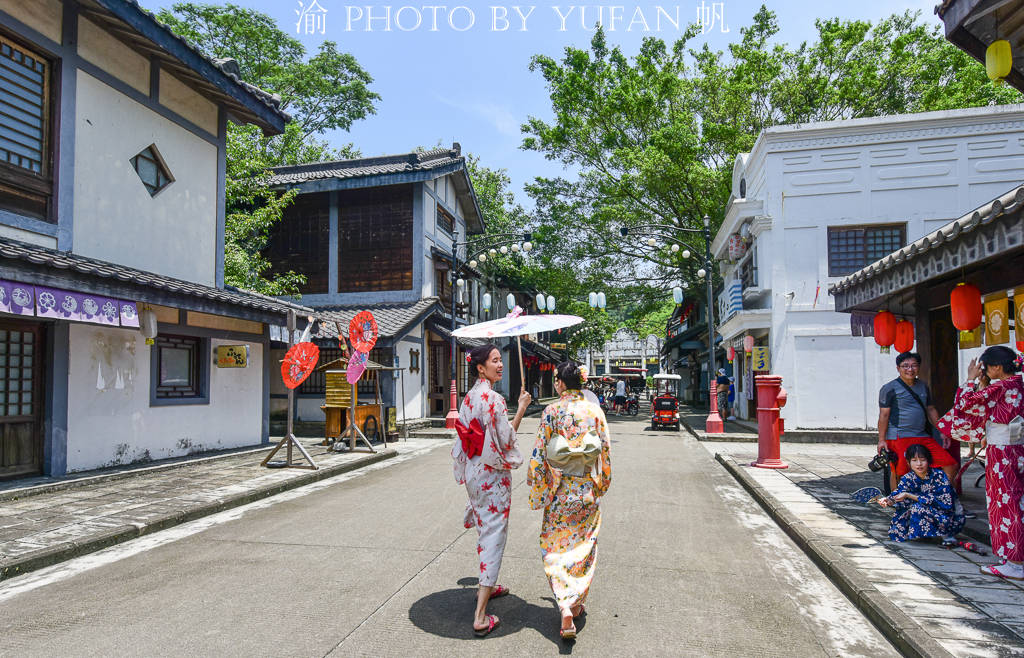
[139,1,937,204]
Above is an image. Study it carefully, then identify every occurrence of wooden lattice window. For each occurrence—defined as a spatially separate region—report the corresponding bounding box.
[338,185,413,292]
[152,335,208,403]
[436,205,454,235]
[0,327,36,418]
[265,192,330,294]
[130,145,174,196]
[0,34,53,221]
[827,224,905,277]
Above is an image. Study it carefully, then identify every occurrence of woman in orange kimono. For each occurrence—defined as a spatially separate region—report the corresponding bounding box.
[453,343,531,636]
[528,361,611,640]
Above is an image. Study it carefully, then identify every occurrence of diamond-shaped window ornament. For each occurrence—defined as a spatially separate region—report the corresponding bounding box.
[130,145,173,197]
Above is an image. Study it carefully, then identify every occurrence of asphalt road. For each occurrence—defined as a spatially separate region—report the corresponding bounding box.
[0,412,898,657]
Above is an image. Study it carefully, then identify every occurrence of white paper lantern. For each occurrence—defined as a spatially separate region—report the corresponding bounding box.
[483,293,492,311]
[597,292,606,309]
[672,287,683,304]
[546,295,555,312]
[727,233,747,260]
[589,292,598,307]
[536,293,546,310]
[506,293,516,310]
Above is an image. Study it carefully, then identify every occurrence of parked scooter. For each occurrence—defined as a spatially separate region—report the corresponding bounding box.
[625,393,639,416]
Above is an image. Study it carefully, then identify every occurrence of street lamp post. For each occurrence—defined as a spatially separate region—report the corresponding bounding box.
[621,215,723,433]
[445,232,533,429]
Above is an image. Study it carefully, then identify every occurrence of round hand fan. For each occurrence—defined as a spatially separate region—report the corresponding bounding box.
[348,311,378,353]
[281,342,319,389]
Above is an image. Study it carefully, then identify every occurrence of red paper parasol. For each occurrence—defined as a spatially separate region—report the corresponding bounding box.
[281,342,319,389]
[348,311,378,353]
[347,349,368,385]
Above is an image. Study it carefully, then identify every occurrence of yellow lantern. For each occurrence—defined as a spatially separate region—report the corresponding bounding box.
[987,40,1012,84]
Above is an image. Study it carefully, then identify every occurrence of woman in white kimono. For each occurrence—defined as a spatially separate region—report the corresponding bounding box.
[453,343,531,636]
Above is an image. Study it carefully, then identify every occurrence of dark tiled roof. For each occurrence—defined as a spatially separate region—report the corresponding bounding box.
[312,297,442,340]
[267,147,462,187]
[426,317,485,348]
[0,237,312,319]
[83,0,289,131]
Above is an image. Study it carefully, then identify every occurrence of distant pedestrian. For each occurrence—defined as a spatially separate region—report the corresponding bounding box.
[715,368,730,417]
[614,378,627,415]
[877,352,957,491]
[878,443,965,544]
[453,344,532,636]
[528,361,611,641]
[949,347,1024,580]
[727,376,736,420]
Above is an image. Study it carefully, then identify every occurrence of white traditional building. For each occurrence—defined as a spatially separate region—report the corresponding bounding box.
[0,0,304,479]
[712,105,1024,429]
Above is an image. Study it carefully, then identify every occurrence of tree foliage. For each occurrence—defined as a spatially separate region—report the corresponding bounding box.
[157,3,379,294]
[523,6,1021,309]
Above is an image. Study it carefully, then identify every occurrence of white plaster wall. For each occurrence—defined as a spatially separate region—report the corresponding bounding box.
[73,71,218,286]
[728,109,1024,428]
[395,332,425,421]
[77,16,149,94]
[65,324,264,472]
[0,0,61,42]
[159,69,219,136]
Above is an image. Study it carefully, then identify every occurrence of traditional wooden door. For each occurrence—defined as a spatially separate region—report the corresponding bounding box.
[428,338,448,416]
[0,321,43,479]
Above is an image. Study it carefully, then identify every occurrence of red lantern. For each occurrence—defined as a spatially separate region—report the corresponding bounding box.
[874,311,896,353]
[894,320,915,353]
[727,346,736,361]
[743,335,755,353]
[950,283,983,331]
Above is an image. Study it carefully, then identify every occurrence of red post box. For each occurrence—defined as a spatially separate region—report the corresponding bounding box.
[752,374,788,469]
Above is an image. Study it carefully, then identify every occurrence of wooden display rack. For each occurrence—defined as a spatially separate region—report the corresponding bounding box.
[262,310,318,470]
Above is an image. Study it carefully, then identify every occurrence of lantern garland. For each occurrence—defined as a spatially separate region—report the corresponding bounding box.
[874,310,896,354]
[894,320,915,354]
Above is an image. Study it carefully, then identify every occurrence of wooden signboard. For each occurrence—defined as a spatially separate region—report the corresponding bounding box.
[215,344,248,368]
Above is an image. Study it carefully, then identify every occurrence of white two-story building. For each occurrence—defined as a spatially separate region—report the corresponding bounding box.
[712,105,1024,429]
[0,0,309,479]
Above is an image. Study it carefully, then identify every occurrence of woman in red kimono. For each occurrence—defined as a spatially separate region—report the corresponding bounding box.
[452,343,531,636]
[951,346,1024,579]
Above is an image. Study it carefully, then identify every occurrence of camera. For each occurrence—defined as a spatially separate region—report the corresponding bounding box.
[868,449,898,472]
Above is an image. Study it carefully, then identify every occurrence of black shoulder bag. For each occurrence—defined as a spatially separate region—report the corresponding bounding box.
[895,379,939,440]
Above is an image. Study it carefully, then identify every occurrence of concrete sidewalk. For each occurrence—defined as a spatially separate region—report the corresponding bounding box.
[705,440,1024,657]
[0,437,447,582]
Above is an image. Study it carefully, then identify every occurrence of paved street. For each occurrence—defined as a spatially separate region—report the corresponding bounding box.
[0,412,896,657]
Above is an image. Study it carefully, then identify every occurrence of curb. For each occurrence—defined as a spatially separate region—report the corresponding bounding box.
[715,452,954,658]
[0,449,397,583]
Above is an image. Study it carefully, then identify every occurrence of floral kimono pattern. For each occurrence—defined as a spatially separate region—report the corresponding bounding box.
[452,378,522,587]
[888,469,966,541]
[528,390,611,616]
[953,376,1024,561]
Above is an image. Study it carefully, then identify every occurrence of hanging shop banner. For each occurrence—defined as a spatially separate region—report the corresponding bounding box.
[850,311,874,337]
[216,345,249,368]
[959,325,984,350]
[0,280,35,316]
[1016,287,1024,343]
[0,278,138,327]
[984,293,1009,346]
[751,346,770,371]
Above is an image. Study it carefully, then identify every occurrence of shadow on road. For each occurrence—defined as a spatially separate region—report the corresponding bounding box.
[408,583,585,652]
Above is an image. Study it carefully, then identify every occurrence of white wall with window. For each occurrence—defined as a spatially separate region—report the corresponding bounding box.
[64,323,264,472]
[713,104,1024,428]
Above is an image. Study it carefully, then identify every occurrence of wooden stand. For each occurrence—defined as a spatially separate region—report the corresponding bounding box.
[262,310,318,470]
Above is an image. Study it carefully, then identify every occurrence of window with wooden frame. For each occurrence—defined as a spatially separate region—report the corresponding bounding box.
[0,34,54,222]
[827,224,906,277]
[265,191,330,294]
[151,335,209,404]
[130,145,173,196]
[338,185,413,292]
[436,204,454,235]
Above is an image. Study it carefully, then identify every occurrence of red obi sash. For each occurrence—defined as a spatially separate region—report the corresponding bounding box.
[455,418,485,459]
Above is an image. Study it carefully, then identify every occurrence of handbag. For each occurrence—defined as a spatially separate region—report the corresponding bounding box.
[895,379,940,441]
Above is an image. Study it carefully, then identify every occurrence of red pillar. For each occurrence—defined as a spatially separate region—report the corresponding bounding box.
[445,379,458,429]
[706,379,724,434]
[752,374,788,469]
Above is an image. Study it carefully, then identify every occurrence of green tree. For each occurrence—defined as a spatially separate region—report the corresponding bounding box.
[523,7,1021,309]
[157,3,379,294]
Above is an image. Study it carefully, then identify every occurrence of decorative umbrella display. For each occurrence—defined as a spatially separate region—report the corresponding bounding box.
[281,341,320,389]
[452,310,584,386]
[348,311,378,353]
[346,348,368,385]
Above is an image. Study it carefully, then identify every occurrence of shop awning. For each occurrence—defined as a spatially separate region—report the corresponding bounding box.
[829,185,1024,313]
[426,317,486,348]
[0,236,313,324]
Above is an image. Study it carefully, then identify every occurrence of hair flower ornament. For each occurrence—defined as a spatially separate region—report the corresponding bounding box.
[465,353,472,363]
[579,365,589,383]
